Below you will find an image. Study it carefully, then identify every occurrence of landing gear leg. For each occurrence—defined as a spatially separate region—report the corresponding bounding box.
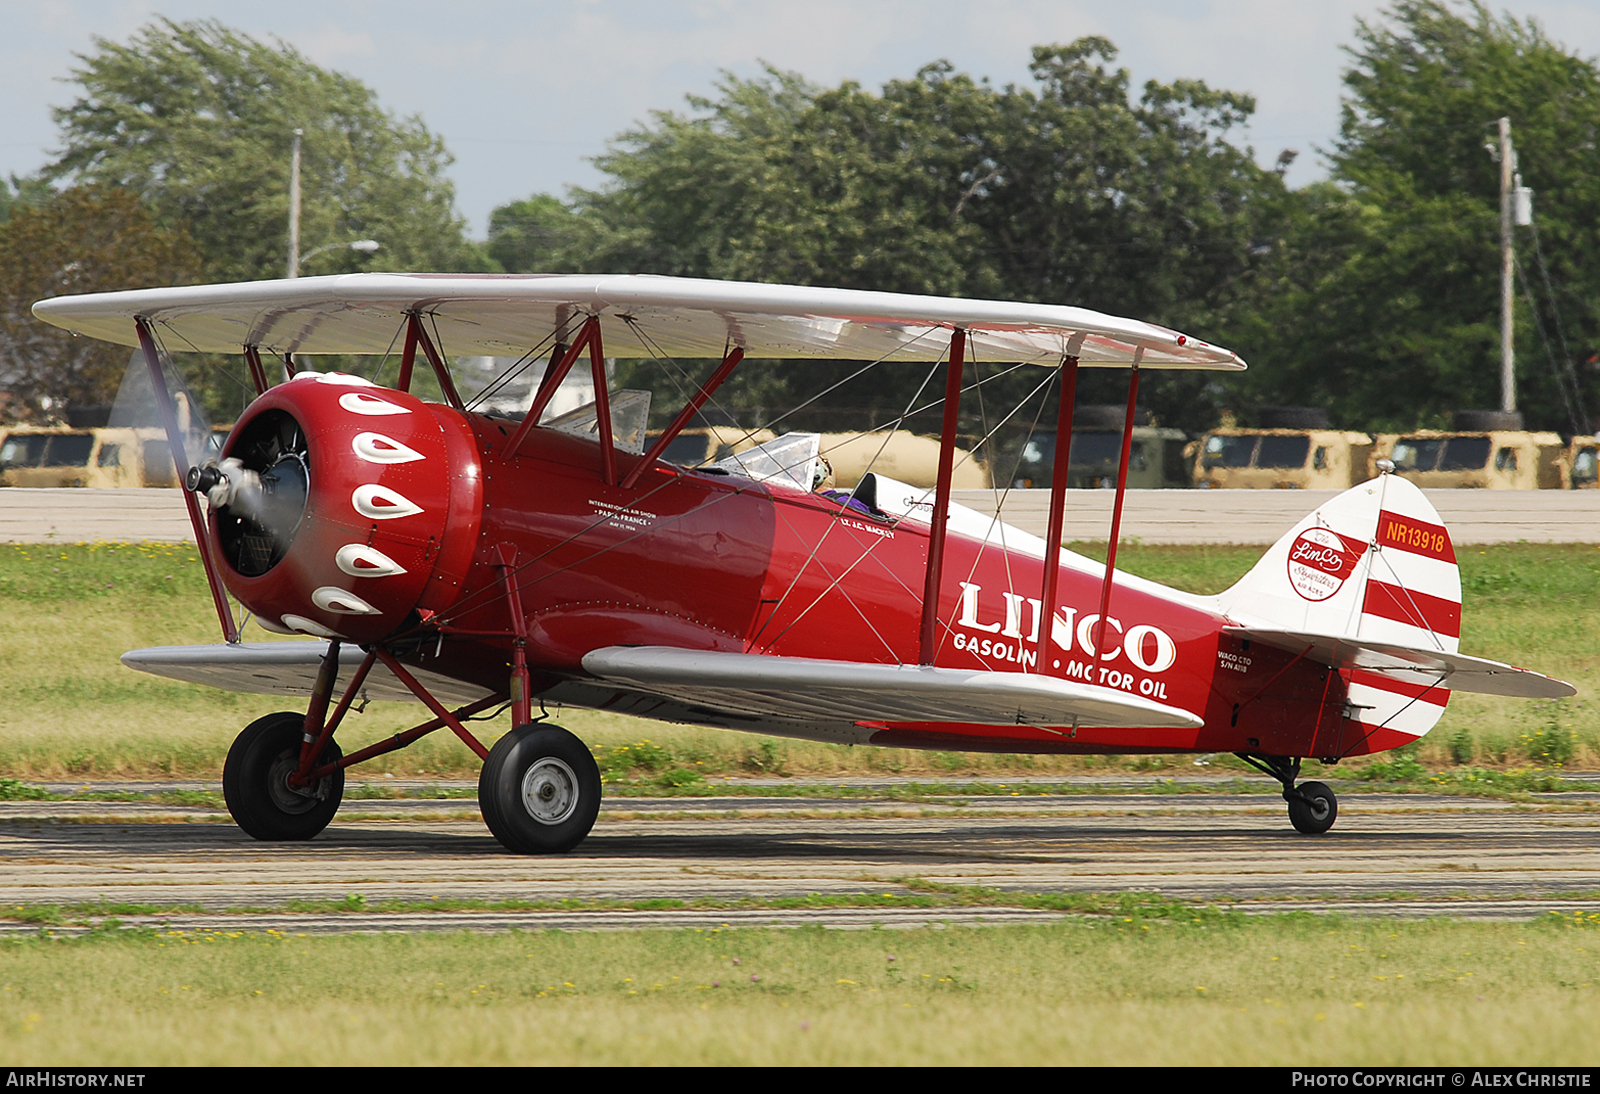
[1236,754,1338,835]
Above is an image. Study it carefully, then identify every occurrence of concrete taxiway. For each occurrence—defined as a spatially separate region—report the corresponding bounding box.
[2,781,1596,933]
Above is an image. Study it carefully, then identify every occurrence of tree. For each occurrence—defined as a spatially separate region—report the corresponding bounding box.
[965,41,1291,429]
[0,176,51,227]
[48,18,483,282]
[0,186,202,420]
[1241,1,1600,431]
[487,194,588,275]
[491,43,1286,436]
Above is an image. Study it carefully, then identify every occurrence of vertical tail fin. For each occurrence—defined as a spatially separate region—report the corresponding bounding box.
[1216,474,1462,743]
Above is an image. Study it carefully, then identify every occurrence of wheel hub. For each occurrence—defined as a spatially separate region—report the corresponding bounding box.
[520,757,580,825]
[267,751,324,815]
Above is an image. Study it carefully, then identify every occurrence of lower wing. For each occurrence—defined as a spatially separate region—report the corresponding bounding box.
[580,646,1203,730]
[121,642,493,705]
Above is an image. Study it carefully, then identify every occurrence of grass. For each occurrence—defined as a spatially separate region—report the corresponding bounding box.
[5,886,1596,928]
[0,908,1597,1064]
[0,540,1593,783]
[0,887,1249,927]
[1,543,1595,1065]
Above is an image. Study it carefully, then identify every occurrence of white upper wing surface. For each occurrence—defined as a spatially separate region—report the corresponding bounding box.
[32,273,1245,370]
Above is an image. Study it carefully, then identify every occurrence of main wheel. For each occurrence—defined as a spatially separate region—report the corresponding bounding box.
[1287,780,1337,834]
[222,711,344,841]
[478,724,601,854]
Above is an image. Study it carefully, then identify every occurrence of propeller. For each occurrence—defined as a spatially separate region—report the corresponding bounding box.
[110,346,308,577]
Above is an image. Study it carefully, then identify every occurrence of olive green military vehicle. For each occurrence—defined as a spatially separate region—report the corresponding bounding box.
[1010,405,1189,490]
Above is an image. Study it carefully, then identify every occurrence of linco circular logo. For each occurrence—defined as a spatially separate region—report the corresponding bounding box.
[1286,527,1367,602]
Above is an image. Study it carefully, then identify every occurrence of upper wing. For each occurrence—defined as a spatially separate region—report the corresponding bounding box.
[121,642,494,705]
[32,273,1244,371]
[581,646,1203,730]
[1227,627,1575,699]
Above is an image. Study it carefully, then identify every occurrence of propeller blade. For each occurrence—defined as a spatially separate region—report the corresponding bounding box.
[108,347,217,476]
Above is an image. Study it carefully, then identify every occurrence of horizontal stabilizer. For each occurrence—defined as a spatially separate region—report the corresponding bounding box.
[1226,627,1575,699]
[581,646,1203,730]
[121,643,493,705]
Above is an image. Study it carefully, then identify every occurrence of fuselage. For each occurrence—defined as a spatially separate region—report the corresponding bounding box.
[426,410,1351,758]
[214,377,1361,759]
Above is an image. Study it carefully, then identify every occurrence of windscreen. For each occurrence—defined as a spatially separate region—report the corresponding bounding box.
[1440,437,1491,471]
[1392,438,1443,472]
[1203,435,1257,468]
[1257,435,1311,469]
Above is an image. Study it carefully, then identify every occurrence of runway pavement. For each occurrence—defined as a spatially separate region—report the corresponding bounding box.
[2,780,1597,933]
[3,486,1597,545]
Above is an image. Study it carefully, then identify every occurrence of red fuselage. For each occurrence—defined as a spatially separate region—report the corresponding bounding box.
[216,378,1361,759]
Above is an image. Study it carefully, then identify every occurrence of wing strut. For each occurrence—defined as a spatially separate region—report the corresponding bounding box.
[242,345,269,396]
[135,317,240,644]
[586,318,617,486]
[406,312,466,412]
[621,344,746,488]
[396,315,419,392]
[528,339,570,414]
[1092,346,1144,658]
[506,316,602,457]
[1034,354,1080,672]
[919,327,966,664]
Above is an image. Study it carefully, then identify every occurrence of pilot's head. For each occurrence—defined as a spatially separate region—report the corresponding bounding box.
[812,454,834,491]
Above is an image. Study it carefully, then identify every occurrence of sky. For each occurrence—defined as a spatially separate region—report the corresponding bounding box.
[5,0,1600,238]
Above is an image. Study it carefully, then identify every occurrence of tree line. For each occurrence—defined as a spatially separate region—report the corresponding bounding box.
[3,2,1596,438]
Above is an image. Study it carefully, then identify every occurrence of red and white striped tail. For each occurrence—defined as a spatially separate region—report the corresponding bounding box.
[1216,474,1461,743]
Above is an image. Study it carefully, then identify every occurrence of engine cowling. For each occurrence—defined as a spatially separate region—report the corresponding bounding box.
[207,372,483,643]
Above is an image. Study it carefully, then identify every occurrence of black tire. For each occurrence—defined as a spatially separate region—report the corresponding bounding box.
[478,724,601,854]
[1287,780,1337,835]
[1452,409,1524,432]
[1258,406,1330,429]
[222,711,344,841]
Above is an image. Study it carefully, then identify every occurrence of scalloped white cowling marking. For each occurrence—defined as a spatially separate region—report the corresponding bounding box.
[351,431,424,464]
[351,483,423,520]
[280,613,343,638]
[311,586,383,616]
[339,391,409,416]
[335,543,408,578]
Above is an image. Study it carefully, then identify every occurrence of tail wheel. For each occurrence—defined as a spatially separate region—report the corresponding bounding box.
[223,711,344,841]
[1287,780,1338,835]
[478,724,601,854]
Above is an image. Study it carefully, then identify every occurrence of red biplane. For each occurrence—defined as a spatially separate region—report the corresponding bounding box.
[33,275,1574,851]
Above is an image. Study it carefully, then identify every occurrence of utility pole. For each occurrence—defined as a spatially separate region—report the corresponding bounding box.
[1498,117,1515,415]
[288,129,302,279]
